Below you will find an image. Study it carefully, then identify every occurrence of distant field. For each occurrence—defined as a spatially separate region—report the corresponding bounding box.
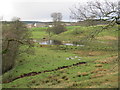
[30,25,118,41]
[51,25,118,41]
[2,25,118,88]
[30,27,48,39]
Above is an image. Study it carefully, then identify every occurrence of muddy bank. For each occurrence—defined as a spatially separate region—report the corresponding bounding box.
[3,62,87,83]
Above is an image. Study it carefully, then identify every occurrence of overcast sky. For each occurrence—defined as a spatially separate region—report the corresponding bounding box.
[0,0,118,22]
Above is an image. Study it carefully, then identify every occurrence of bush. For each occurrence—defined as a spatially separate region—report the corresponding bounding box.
[48,24,67,34]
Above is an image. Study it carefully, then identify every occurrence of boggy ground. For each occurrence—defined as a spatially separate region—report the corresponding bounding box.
[2,25,119,88]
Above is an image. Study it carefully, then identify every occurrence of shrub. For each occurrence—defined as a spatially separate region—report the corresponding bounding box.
[48,24,67,34]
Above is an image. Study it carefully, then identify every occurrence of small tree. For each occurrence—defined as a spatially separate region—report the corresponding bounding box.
[51,12,62,22]
[2,17,33,73]
[47,12,66,35]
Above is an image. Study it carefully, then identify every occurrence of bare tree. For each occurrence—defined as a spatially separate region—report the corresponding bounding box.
[51,12,62,22]
[47,12,66,35]
[70,0,119,21]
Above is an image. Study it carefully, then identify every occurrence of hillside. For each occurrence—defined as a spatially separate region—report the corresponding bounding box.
[2,25,119,88]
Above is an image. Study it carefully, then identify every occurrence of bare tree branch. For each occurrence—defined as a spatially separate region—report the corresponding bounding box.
[2,39,33,54]
[70,0,118,21]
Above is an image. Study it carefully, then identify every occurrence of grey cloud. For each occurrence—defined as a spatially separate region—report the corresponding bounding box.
[12,2,76,21]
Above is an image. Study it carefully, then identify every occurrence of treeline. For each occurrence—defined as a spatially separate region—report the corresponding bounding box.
[2,18,33,73]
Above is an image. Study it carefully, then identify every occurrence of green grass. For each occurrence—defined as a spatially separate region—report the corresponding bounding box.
[30,27,48,39]
[2,25,119,88]
[2,44,118,88]
[31,30,48,39]
[2,45,84,82]
[51,25,118,42]
[29,25,118,42]
[30,27,48,31]
[3,51,118,88]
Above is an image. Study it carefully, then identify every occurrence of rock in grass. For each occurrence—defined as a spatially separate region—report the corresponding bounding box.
[66,58,69,60]
[71,57,74,59]
[75,56,78,58]
[66,57,74,60]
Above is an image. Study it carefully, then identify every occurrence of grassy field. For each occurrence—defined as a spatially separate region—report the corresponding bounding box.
[51,25,118,42]
[2,25,119,88]
[30,27,48,39]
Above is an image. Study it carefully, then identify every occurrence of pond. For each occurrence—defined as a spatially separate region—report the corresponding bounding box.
[33,39,85,46]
